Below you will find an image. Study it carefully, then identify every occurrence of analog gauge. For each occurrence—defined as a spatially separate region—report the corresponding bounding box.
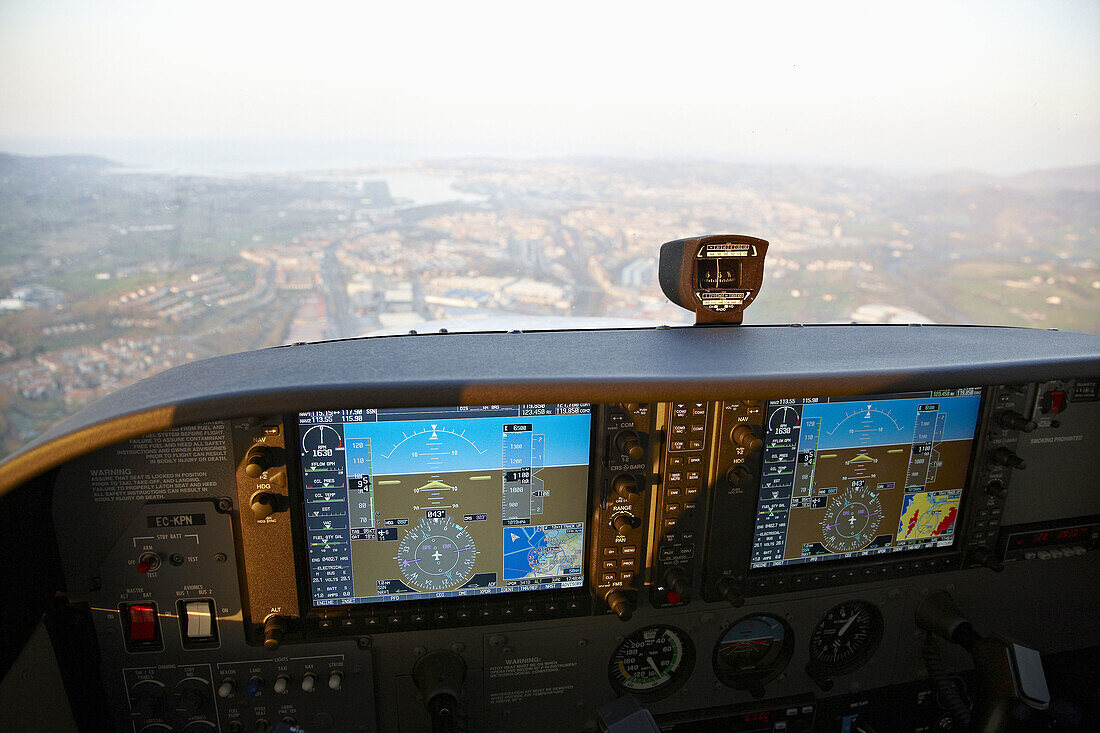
[808,600,883,674]
[608,625,696,701]
[395,515,477,591]
[713,614,793,690]
[820,485,883,553]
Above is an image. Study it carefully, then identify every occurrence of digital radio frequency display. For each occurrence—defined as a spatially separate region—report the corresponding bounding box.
[749,389,982,570]
[298,405,592,606]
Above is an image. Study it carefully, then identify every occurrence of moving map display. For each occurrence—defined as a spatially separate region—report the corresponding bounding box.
[749,389,982,570]
[299,405,592,606]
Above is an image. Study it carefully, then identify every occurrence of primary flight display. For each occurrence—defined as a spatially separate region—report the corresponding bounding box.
[749,389,982,570]
[298,405,592,606]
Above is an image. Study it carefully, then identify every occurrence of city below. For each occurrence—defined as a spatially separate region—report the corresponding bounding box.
[0,153,1097,458]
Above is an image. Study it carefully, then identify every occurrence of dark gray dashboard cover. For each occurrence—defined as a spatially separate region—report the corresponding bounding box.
[2,324,1098,495]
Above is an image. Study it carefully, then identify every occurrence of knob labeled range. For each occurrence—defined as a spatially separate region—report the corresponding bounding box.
[730,424,763,453]
[611,513,640,536]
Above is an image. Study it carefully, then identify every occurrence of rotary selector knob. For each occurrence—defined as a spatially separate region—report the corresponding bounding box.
[726,465,753,489]
[717,577,745,607]
[604,589,634,621]
[998,410,1037,433]
[611,513,640,536]
[663,565,691,598]
[612,474,641,502]
[990,447,1026,470]
[244,446,273,478]
[263,615,287,650]
[731,424,763,453]
[615,430,645,462]
[985,479,1008,498]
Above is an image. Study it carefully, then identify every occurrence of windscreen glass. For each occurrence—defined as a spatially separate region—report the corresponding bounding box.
[298,404,592,606]
[749,388,982,569]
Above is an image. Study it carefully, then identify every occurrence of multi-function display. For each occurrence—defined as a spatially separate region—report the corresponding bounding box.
[299,405,592,606]
[749,389,982,569]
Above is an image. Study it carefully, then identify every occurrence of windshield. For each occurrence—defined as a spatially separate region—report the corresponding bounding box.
[1,1,1097,459]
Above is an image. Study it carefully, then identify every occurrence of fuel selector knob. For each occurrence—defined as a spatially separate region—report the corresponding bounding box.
[612,474,641,502]
[730,424,763,453]
[611,513,640,536]
[614,430,645,462]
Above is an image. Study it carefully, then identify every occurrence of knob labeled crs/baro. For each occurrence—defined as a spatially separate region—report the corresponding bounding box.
[612,474,641,502]
[990,447,1026,470]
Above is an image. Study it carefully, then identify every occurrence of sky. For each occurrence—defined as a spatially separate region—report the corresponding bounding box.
[1,0,1098,174]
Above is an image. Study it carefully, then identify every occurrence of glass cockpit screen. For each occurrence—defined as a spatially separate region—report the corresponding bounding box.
[749,389,982,570]
[299,404,592,606]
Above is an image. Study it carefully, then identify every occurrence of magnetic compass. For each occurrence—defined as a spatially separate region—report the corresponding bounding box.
[808,600,883,674]
[608,625,695,701]
[396,515,477,591]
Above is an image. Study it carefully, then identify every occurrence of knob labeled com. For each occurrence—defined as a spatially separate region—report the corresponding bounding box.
[614,430,645,462]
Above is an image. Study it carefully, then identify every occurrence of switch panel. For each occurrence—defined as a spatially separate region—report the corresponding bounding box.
[179,598,218,646]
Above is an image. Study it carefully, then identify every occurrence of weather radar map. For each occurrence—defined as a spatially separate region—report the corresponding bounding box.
[749,389,982,569]
[298,404,592,606]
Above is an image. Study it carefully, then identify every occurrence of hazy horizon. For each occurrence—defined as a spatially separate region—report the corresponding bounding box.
[2,1,1097,176]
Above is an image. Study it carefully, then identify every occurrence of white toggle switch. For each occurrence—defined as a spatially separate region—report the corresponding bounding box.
[184,600,215,639]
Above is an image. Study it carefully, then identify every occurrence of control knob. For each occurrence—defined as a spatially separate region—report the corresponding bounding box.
[604,589,634,621]
[611,513,640,536]
[250,491,279,519]
[611,474,641,502]
[726,465,753,489]
[998,410,1037,433]
[244,446,274,478]
[985,479,1008,499]
[263,615,287,650]
[662,565,690,601]
[614,430,645,462]
[989,447,1026,470]
[971,546,1004,572]
[730,424,763,453]
[716,577,745,607]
